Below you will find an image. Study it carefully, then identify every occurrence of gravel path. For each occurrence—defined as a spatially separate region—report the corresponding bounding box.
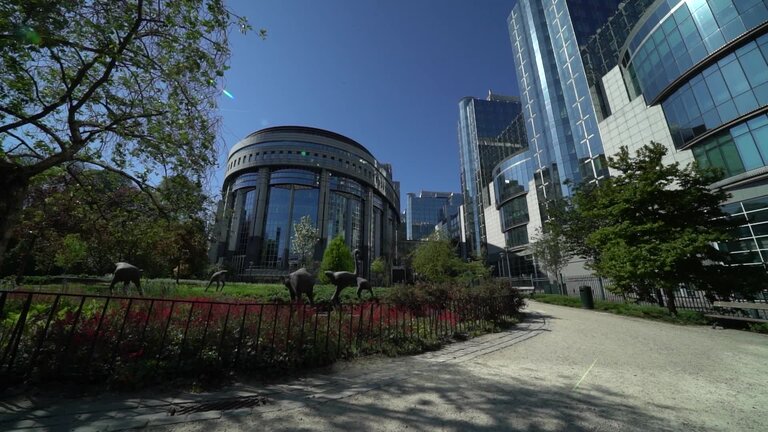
[3,301,766,431]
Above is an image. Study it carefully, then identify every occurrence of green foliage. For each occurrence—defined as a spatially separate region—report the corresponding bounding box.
[411,238,464,282]
[318,235,354,283]
[2,168,211,278]
[371,256,389,286]
[53,234,88,272]
[748,322,768,334]
[555,142,739,314]
[0,0,254,268]
[290,215,319,268]
[530,227,572,282]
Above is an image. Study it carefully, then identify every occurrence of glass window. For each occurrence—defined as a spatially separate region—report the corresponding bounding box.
[711,0,739,26]
[702,108,721,129]
[693,4,717,37]
[721,60,750,96]
[754,82,768,105]
[704,70,731,105]
[733,92,758,116]
[743,195,768,211]
[739,46,768,87]
[735,0,762,14]
[691,77,715,112]
[719,16,745,41]
[733,133,764,170]
[718,136,745,175]
[747,115,768,130]
[705,143,727,173]
[703,30,726,53]
[743,3,768,29]
[751,124,768,162]
[716,100,738,122]
[747,209,768,224]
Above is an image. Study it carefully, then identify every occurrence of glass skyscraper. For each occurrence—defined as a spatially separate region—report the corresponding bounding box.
[406,191,463,241]
[458,93,526,258]
[508,0,623,198]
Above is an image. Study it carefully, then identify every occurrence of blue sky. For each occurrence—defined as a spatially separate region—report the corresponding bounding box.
[213,0,520,207]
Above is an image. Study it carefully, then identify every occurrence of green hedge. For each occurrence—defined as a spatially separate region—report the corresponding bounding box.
[532,294,707,325]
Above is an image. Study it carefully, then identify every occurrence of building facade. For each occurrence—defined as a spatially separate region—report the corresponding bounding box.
[458,92,526,260]
[497,0,768,274]
[496,0,623,276]
[611,0,768,267]
[405,191,463,241]
[210,126,400,276]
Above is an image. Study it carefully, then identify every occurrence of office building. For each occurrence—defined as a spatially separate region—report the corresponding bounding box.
[458,92,526,260]
[406,191,463,241]
[210,126,400,276]
[598,0,768,266]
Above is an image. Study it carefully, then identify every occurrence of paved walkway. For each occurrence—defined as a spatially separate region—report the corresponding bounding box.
[2,301,767,431]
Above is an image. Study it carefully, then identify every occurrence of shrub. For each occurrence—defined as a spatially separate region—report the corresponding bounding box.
[318,235,354,283]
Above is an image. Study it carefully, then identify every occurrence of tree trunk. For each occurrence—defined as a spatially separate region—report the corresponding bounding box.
[0,168,30,271]
[663,286,678,315]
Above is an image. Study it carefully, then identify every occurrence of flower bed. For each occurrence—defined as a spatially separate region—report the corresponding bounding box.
[0,283,523,389]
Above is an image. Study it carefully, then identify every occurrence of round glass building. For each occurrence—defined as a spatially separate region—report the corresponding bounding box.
[210,126,400,276]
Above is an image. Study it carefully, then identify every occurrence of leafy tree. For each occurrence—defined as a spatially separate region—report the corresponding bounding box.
[411,238,463,283]
[371,256,389,286]
[54,234,88,273]
[1,167,210,278]
[0,0,258,268]
[569,142,736,314]
[290,215,319,269]
[530,227,572,291]
[318,235,354,283]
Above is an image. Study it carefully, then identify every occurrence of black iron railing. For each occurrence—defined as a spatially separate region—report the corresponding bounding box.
[0,291,520,387]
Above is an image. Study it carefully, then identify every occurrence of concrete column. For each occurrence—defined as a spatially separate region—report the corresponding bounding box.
[227,189,245,253]
[362,188,374,278]
[249,167,271,265]
[317,169,331,256]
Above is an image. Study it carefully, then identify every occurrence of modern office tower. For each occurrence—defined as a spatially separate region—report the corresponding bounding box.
[210,126,400,277]
[406,191,463,241]
[603,0,768,267]
[458,92,526,259]
[498,0,623,276]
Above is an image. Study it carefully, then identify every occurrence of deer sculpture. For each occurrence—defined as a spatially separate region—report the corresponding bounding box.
[324,249,374,303]
[205,270,228,292]
[109,262,144,295]
[284,267,316,305]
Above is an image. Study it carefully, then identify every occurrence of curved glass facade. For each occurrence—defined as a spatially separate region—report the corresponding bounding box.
[212,126,400,275]
[624,0,768,104]
[690,113,768,176]
[492,151,535,250]
[493,152,534,205]
[663,34,768,147]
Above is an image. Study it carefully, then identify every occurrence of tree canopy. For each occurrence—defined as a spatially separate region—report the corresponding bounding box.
[553,142,745,314]
[0,0,256,267]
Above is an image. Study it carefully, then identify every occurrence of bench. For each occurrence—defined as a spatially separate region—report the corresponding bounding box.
[515,286,535,296]
[705,301,768,327]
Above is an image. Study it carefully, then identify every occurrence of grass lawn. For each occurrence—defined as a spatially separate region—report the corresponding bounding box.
[532,293,708,325]
[8,278,389,304]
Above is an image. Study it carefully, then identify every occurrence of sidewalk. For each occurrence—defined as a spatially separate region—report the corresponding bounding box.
[0,316,548,431]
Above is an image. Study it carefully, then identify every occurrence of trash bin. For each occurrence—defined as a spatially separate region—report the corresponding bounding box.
[579,285,594,309]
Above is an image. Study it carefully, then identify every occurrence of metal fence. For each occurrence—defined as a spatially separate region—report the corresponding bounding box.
[0,290,519,387]
[560,275,768,319]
